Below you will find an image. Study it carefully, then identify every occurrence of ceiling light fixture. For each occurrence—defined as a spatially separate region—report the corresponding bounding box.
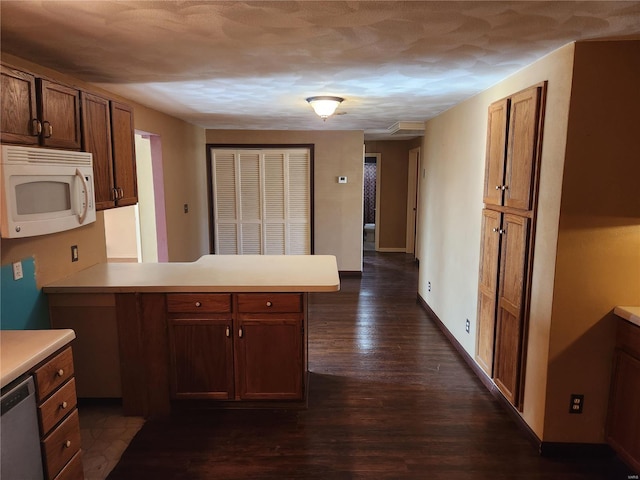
[306,96,344,121]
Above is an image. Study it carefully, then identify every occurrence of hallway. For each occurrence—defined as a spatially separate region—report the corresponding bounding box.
[108,252,630,479]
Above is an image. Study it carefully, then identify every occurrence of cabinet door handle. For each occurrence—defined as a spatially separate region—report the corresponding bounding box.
[266,301,272,307]
[501,185,508,191]
[31,118,42,135]
[42,121,52,138]
[492,228,498,233]
[64,440,72,448]
[499,229,506,235]
[495,185,501,190]
[112,188,118,201]
[225,326,230,338]
[60,401,68,410]
[57,369,65,377]
[195,301,201,307]
[118,187,124,199]
[238,327,243,338]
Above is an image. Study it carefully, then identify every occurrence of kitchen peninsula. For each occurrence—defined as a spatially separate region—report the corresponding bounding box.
[44,255,340,417]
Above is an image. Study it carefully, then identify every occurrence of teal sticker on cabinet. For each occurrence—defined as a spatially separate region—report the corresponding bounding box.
[0,257,49,330]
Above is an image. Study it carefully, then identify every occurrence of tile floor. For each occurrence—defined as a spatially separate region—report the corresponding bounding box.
[78,402,144,480]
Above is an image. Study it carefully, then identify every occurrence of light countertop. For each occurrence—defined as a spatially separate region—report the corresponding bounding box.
[614,306,640,328]
[1,329,76,389]
[43,255,340,294]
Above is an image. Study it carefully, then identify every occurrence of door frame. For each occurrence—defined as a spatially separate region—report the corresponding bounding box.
[406,147,420,255]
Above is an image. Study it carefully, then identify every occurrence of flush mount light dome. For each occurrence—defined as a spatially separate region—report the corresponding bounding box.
[306,96,344,120]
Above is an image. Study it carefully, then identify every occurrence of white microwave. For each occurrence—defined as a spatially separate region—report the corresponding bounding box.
[0,145,96,238]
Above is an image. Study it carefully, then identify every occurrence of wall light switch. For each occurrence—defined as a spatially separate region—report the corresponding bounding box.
[71,245,79,262]
[338,176,348,184]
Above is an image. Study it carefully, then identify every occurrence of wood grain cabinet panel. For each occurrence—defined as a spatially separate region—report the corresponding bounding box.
[236,315,303,400]
[475,209,502,376]
[81,92,114,210]
[168,318,234,399]
[503,86,544,210]
[482,99,509,206]
[607,321,640,473]
[38,378,78,435]
[34,347,75,402]
[167,294,232,313]
[32,346,83,480]
[41,409,81,480]
[168,293,306,404]
[0,64,39,145]
[38,79,81,150]
[110,101,138,207]
[475,82,545,411]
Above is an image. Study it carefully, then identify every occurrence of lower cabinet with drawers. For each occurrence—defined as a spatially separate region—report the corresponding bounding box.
[33,347,83,480]
[167,293,305,402]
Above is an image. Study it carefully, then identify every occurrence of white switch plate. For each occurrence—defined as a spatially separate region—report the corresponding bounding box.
[12,261,23,280]
[338,176,347,184]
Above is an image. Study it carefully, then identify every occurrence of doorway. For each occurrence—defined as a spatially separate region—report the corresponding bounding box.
[363,153,380,251]
[103,132,168,263]
[406,147,420,257]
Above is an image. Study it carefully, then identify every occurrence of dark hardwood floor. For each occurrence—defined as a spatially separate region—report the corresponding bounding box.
[107,252,632,480]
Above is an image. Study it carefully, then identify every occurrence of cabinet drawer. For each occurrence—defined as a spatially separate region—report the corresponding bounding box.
[617,319,640,359]
[39,378,78,435]
[34,347,74,401]
[53,450,83,480]
[237,293,303,313]
[42,409,81,480]
[167,294,231,313]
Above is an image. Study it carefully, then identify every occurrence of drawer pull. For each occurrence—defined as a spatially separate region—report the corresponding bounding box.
[239,327,243,338]
[225,326,230,338]
[57,369,65,377]
[64,440,72,448]
[60,401,68,410]
[266,301,272,307]
[195,301,201,307]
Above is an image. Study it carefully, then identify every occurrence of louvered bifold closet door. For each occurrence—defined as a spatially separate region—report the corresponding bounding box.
[211,148,310,255]
[212,150,239,254]
[238,152,262,254]
[287,150,310,254]
[263,152,286,254]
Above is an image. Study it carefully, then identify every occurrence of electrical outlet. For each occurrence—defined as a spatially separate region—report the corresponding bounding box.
[184,203,189,213]
[569,394,584,414]
[428,281,431,292]
[71,245,79,262]
[12,261,23,280]
[465,319,470,333]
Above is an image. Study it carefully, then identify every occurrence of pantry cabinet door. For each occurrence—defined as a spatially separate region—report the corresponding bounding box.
[493,214,530,405]
[475,209,502,376]
[482,98,509,206]
[503,86,543,211]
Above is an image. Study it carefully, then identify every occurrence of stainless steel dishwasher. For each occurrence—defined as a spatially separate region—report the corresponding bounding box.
[1,376,44,480]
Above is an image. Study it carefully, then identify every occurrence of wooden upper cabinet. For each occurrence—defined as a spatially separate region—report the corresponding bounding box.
[482,99,509,206]
[475,209,502,376]
[1,65,39,145]
[483,84,544,211]
[38,79,81,150]
[492,214,531,406]
[503,86,543,210]
[81,92,115,210]
[110,101,138,207]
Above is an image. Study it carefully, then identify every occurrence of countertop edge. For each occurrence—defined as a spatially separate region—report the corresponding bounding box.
[43,284,340,294]
[1,329,76,389]
[614,306,640,328]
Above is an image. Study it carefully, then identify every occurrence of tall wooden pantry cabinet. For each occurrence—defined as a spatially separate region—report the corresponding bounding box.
[475,83,547,409]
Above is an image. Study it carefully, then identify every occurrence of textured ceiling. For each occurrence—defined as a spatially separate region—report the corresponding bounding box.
[2,1,640,139]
